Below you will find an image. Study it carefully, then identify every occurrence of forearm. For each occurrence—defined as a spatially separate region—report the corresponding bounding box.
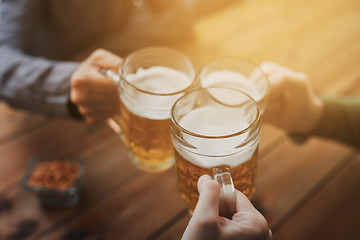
[0,47,80,118]
[310,96,360,148]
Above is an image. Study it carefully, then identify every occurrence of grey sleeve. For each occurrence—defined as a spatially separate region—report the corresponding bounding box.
[0,0,80,118]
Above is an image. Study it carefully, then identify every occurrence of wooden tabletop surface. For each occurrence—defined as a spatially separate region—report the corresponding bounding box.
[1,0,360,239]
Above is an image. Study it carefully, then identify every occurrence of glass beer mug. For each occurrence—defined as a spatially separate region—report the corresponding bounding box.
[170,87,260,217]
[199,58,269,114]
[104,47,196,173]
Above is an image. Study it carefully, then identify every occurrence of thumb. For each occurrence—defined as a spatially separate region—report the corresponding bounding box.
[192,175,220,219]
[86,48,123,72]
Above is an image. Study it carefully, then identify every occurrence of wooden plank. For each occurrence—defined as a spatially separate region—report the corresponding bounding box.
[350,82,360,95]
[259,124,287,157]
[256,28,360,154]
[217,0,360,68]
[0,120,111,192]
[0,0,358,239]
[39,170,187,240]
[309,38,360,95]
[0,103,50,146]
[254,138,353,228]
[148,0,360,237]
[174,0,293,67]
[149,139,354,239]
[156,214,191,240]
[274,154,360,240]
[0,129,140,239]
[0,188,49,239]
[177,0,360,75]
[192,0,288,45]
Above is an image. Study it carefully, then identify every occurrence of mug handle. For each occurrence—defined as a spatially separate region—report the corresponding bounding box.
[211,165,236,219]
[100,68,123,136]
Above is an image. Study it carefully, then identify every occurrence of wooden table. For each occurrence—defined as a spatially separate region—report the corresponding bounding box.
[1,0,360,239]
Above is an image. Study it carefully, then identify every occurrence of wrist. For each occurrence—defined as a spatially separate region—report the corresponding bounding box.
[294,95,324,135]
[67,97,84,120]
[306,95,324,134]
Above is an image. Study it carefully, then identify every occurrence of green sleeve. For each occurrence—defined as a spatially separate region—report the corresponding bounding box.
[309,96,360,148]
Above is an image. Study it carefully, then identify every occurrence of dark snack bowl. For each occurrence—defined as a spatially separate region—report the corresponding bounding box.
[21,154,85,207]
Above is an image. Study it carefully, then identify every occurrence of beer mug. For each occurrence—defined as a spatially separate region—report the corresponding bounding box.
[104,47,196,173]
[199,58,269,114]
[170,87,260,217]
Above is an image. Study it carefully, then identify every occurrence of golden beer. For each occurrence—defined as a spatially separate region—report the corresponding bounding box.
[199,58,269,114]
[118,65,194,172]
[170,87,260,213]
[175,147,258,212]
[118,100,173,172]
[107,47,196,173]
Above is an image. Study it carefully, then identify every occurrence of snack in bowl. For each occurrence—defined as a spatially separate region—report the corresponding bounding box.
[21,155,85,207]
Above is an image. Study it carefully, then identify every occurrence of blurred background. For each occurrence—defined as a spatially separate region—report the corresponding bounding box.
[0,0,359,239]
[94,0,360,100]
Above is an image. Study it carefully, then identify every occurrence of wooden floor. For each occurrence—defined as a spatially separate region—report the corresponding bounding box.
[1,0,360,239]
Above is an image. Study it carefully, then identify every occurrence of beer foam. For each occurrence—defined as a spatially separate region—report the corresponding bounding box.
[121,66,193,119]
[179,106,250,137]
[126,66,192,94]
[201,70,263,102]
[176,106,258,169]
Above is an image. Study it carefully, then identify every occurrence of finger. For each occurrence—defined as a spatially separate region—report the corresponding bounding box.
[81,113,109,123]
[86,48,123,71]
[230,190,268,226]
[197,174,212,193]
[261,61,295,74]
[267,229,273,240]
[72,79,118,104]
[224,190,271,239]
[260,61,280,75]
[234,190,259,213]
[76,96,119,112]
[192,175,220,220]
[83,115,107,124]
[266,71,286,88]
[70,89,119,109]
[73,68,117,89]
[77,106,115,122]
[71,89,119,104]
[77,102,117,113]
[77,105,112,115]
[72,67,105,86]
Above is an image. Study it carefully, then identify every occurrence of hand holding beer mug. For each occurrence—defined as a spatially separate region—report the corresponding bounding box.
[170,87,260,217]
[199,58,269,114]
[105,47,196,173]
